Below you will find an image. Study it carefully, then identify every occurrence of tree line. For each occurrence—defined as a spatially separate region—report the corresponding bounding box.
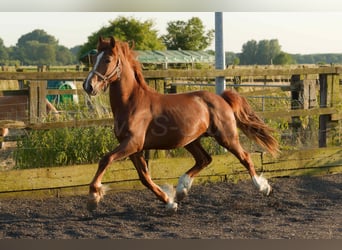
[0,29,78,66]
[226,39,342,66]
[0,16,214,66]
[0,16,341,67]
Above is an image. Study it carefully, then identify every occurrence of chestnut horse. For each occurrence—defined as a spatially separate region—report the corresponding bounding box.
[83,37,279,212]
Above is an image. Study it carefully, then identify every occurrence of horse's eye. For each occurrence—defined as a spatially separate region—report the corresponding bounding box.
[105,58,111,64]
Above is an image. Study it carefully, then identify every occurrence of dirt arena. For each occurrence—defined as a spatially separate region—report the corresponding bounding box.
[0,173,341,239]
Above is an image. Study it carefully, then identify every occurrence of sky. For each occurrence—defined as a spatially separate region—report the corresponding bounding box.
[0,12,342,54]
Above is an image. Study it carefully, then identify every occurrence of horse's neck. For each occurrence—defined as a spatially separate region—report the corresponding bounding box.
[109,60,158,118]
[109,71,146,116]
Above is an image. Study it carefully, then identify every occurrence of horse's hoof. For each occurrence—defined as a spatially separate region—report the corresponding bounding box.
[87,192,100,212]
[259,180,272,196]
[176,174,193,201]
[252,175,272,196]
[176,189,188,202]
[87,199,98,212]
[165,202,178,214]
[264,184,272,196]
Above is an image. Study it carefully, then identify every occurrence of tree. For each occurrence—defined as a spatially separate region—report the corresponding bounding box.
[273,52,295,65]
[162,17,214,51]
[70,45,81,57]
[225,52,240,66]
[0,38,9,64]
[17,29,58,48]
[268,39,282,63]
[15,29,58,65]
[56,45,75,65]
[78,16,165,58]
[19,40,56,65]
[12,29,76,65]
[239,40,258,65]
[240,39,283,65]
[256,39,281,64]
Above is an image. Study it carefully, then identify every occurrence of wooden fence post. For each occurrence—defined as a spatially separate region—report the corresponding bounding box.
[290,74,318,147]
[29,80,47,123]
[328,73,341,108]
[319,72,341,147]
[29,81,38,123]
[38,80,47,120]
[319,74,328,147]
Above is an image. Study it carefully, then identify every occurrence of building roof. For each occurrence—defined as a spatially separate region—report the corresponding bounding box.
[136,50,215,64]
[79,49,215,66]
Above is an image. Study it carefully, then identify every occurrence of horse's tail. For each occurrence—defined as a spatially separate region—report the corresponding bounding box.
[221,90,279,157]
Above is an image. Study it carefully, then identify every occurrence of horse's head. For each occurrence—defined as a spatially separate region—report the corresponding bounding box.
[83,36,121,96]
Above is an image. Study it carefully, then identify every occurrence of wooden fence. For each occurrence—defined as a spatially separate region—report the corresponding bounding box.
[0,65,341,197]
[0,147,341,198]
[1,66,341,142]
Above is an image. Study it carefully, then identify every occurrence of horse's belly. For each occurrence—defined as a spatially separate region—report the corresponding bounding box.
[144,121,207,149]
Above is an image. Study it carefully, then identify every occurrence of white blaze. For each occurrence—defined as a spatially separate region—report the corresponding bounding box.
[84,51,104,89]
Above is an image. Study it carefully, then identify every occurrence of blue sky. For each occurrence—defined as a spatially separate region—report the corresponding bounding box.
[0,12,341,54]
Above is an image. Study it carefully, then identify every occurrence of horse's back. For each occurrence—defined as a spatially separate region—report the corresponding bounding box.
[184,90,234,115]
[155,89,235,126]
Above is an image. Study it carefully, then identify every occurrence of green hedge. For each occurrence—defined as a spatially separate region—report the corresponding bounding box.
[14,126,117,169]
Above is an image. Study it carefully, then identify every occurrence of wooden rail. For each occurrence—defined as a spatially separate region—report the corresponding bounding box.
[0,65,341,80]
[0,147,341,198]
[0,147,340,198]
[0,65,341,114]
[15,107,336,131]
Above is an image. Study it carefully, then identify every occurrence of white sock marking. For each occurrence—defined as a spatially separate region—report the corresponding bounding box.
[176,174,194,200]
[161,184,178,212]
[252,174,272,195]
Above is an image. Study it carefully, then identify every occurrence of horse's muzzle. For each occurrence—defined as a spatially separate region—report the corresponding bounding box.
[83,80,97,96]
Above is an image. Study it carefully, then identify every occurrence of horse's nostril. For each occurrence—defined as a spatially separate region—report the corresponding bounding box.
[83,81,93,94]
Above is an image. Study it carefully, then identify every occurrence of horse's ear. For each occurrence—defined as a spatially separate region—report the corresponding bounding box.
[130,40,136,50]
[110,37,116,48]
[98,36,103,44]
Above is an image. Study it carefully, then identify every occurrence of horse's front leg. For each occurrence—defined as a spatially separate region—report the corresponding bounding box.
[130,152,178,213]
[87,139,137,211]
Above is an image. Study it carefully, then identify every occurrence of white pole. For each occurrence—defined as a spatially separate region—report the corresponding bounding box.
[215,12,225,94]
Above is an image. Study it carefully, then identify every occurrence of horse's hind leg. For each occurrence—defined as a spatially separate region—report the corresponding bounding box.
[216,133,272,195]
[130,152,178,212]
[176,139,212,201]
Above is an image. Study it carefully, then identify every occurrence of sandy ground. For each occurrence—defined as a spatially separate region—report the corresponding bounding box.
[0,173,341,239]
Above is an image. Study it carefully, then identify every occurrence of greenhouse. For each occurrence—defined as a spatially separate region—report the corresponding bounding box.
[136,50,215,69]
[80,49,215,69]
